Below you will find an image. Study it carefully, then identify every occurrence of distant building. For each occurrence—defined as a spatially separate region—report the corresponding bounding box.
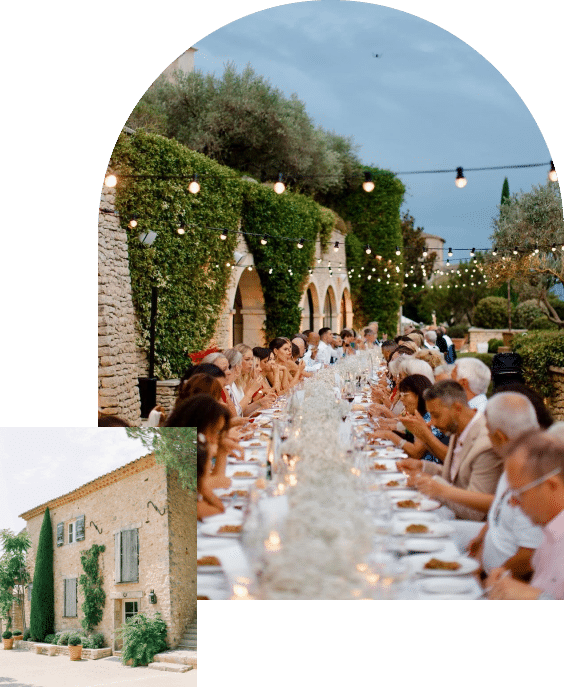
[162,47,198,82]
[421,232,445,271]
[19,455,195,652]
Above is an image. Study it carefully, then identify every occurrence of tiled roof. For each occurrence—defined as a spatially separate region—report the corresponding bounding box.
[19,453,158,521]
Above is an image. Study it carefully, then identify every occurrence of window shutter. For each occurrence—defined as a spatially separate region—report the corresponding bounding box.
[115,532,121,583]
[76,515,85,541]
[64,579,78,617]
[121,530,139,582]
[57,523,64,547]
[72,578,77,617]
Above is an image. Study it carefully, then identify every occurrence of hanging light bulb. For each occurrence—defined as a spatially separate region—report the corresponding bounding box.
[455,167,467,188]
[548,161,558,183]
[268,268,273,274]
[248,266,253,271]
[333,241,340,252]
[422,249,428,258]
[365,245,372,254]
[367,275,372,280]
[552,244,557,252]
[188,174,200,194]
[317,257,322,264]
[448,247,453,257]
[226,262,231,267]
[362,172,375,193]
[273,173,286,194]
[470,248,475,257]
[534,243,540,254]
[220,229,228,240]
[128,216,138,229]
[297,238,305,249]
[446,259,450,265]
[177,226,185,235]
[513,247,519,255]
[260,236,268,245]
[492,246,497,256]
[104,173,117,187]
[395,245,401,256]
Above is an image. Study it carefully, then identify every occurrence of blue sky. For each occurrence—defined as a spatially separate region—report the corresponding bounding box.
[190,1,553,260]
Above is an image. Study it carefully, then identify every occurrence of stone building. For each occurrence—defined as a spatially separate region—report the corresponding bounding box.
[19,454,196,652]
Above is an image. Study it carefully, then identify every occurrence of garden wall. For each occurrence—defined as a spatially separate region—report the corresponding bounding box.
[548,366,564,421]
[467,328,527,352]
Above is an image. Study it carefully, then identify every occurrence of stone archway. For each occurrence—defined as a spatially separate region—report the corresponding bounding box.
[339,287,353,331]
[323,285,337,331]
[232,267,266,348]
[300,281,321,333]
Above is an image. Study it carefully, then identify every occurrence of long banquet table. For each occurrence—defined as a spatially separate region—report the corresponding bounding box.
[197,353,485,600]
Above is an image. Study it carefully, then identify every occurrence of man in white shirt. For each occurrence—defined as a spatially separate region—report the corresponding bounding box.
[316,327,334,365]
[424,330,440,351]
[452,357,490,413]
[292,335,315,376]
[466,392,543,577]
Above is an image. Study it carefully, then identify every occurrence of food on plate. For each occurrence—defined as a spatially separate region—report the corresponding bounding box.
[352,404,364,411]
[197,556,221,566]
[386,480,400,487]
[405,524,429,534]
[250,442,262,446]
[371,463,388,470]
[233,471,254,477]
[386,446,396,452]
[234,505,244,510]
[197,596,210,600]
[423,558,461,571]
[227,490,249,498]
[218,524,242,534]
[396,499,420,508]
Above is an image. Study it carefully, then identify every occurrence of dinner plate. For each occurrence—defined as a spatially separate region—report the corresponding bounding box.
[240,440,267,448]
[391,521,455,538]
[392,498,441,512]
[200,522,244,538]
[226,465,259,479]
[388,489,420,500]
[420,578,475,595]
[409,553,480,576]
[213,487,251,500]
[197,561,224,574]
[367,458,401,472]
[394,511,441,522]
[388,538,448,554]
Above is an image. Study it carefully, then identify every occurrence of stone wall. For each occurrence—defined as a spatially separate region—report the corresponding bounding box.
[98,185,145,425]
[157,380,179,417]
[467,328,527,352]
[548,366,564,421]
[21,455,194,651]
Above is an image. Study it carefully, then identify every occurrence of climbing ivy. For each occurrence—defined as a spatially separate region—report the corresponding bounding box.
[79,544,106,634]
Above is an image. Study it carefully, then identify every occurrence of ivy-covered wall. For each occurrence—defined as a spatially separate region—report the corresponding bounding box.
[330,168,405,334]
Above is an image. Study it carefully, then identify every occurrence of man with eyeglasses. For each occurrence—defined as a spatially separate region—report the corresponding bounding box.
[486,430,564,599]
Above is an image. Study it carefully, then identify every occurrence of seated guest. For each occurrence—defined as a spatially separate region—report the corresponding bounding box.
[197,439,224,520]
[223,348,245,416]
[397,380,502,521]
[369,374,449,464]
[380,340,398,362]
[415,348,445,372]
[491,382,553,429]
[486,430,564,599]
[291,335,315,376]
[332,333,344,360]
[341,329,356,356]
[232,344,273,415]
[364,327,378,349]
[452,357,491,413]
[367,321,380,344]
[269,337,305,390]
[462,393,543,579]
[173,373,223,414]
[407,331,425,349]
[253,347,283,397]
[317,327,334,365]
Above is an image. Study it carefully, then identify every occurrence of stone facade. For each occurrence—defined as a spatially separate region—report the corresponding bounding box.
[98,185,145,425]
[467,328,527,352]
[20,454,195,652]
[548,366,564,421]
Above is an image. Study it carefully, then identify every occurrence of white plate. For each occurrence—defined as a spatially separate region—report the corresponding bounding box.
[200,522,244,538]
[420,577,475,595]
[226,465,259,479]
[387,537,447,554]
[389,490,421,500]
[391,521,455,538]
[240,440,267,448]
[409,553,480,576]
[367,459,400,472]
[197,562,224,574]
[392,498,441,512]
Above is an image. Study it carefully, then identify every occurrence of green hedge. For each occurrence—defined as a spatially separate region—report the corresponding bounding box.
[456,352,494,368]
[512,331,564,397]
[473,297,510,329]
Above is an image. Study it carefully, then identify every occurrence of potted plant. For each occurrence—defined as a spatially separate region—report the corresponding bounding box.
[12,629,23,641]
[68,634,82,661]
[447,326,467,351]
[118,612,167,667]
[2,630,14,650]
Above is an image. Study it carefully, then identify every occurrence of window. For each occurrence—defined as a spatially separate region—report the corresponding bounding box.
[115,529,139,583]
[124,601,138,623]
[56,523,64,547]
[63,579,77,617]
[68,522,75,544]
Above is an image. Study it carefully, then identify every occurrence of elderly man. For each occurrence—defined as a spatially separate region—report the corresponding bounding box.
[397,380,502,520]
[424,330,440,351]
[316,327,334,365]
[364,327,378,349]
[460,393,543,578]
[452,357,490,412]
[486,430,564,599]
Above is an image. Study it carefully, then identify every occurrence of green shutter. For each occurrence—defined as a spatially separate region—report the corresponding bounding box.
[76,515,85,541]
[115,532,121,583]
[56,523,64,547]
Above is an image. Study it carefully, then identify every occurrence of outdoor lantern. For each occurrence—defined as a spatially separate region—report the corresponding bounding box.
[455,167,467,188]
[273,173,286,194]
[188,174,200,194]
[104,173,117,187]
[548,161,558,183]
[362,171,375,192]
[149,590,157,604]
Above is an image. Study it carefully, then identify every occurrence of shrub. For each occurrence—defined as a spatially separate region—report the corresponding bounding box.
[513,299,546,328]
[11,630,22,637]
[2,630,13,639]
[68,634,82,646]
[57,631,72,646]
[512,331,564,397]
[118,612,167,667]
[88,632,105,649]
[528,316,558,331]
[23,630,31,641]
[44,634,57,644]
[29,507,55,641]
[473,297,510,329]
[488,338,504,353]
[447,326,467,339]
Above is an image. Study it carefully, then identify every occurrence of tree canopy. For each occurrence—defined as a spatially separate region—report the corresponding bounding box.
[125,428,196,491]
[0,530,31,632]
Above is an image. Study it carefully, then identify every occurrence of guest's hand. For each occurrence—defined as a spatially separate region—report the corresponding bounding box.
[414,472,445,499]
[260,389,277,407]
[467,533,484,560]
[400,412,428,437]
[486,569,541,600]
[396,458,423,482]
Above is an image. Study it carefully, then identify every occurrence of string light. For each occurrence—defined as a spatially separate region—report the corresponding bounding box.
[220,229,228,240]
[188,174,200,194]
[177,226,185,235]
[273,173,286,194]
[470,248,475,257]
[365,245,372,255]
[448,247,453,257]
[260,236,268,245]
[333,241,340,252]
[104,173,117,188]
[455,167,467,188]
[395,245,401,256]
[128,217,138,229]
[362,172,375,193]
[492,246,497,256]
[513,247,519,255]
[549,161,558,183]
[297,238,305,249]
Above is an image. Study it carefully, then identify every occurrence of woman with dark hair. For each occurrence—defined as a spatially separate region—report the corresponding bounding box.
[175,373,223,408]
[253,346,281,395]
[369,374,448,463]
[269,337,305,391]
[340,329,356,356]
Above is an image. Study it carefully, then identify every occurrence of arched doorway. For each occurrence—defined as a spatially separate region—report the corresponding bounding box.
[233,286,243,345]
[232,267,266,348]
[323,286,337,331]
[299,281,320,333]
[340,287,353,331]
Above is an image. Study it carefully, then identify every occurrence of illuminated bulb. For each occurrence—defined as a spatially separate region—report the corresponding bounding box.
[470,248,475,257]
[260,236,268,245]
[268,268,273,274]
[455,167,467,188]
[177,226,185,235]
[226,262,230,267]
[548,161,558,183]
[492,247,497,256]
[248,266,253,271]
[220,229,228,240]
[513,247,519,255]
[188,174,200,194]
[367,275,372,280]
[395,246,401,256]
[362,171,375,192]
[365,245,372,254]
[534,243,539,254]
[552,244,557,252]
[273,173,285,194]
[128,217,138,229]
[297,238,305,249]
[104,173,117,187]
[422,250,428,257]
[333,241,340,252]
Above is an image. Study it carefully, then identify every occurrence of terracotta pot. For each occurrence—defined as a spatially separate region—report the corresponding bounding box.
[451,337,466,351]
[69,644,83,661]
[12,634,23,641]
[3,638,14,650]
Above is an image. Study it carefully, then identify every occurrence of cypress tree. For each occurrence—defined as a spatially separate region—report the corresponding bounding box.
[501,177,510,205]
[29,507,55,641]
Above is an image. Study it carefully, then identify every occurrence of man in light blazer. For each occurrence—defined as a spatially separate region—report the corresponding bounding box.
[397,380,503,520]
